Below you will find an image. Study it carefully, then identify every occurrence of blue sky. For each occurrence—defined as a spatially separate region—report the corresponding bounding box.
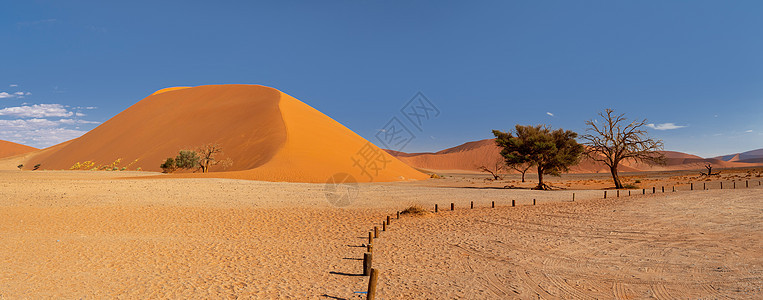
[1,1,761,157]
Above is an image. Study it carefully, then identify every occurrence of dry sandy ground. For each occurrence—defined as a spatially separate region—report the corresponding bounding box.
[0,170,760,298]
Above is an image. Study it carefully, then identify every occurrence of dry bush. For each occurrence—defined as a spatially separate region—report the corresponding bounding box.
[400,205,428,216]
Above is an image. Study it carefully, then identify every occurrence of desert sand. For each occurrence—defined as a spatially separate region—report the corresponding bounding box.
[0,169,760,298]
[12,85,426,183]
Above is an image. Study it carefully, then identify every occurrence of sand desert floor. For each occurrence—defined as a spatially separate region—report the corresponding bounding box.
[0,170,761,299]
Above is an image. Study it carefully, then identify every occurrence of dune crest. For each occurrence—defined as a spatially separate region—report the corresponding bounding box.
[0,140,37,159]
[17,85,426,182]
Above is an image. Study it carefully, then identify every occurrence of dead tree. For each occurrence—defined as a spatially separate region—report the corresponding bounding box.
[700,163,720,176]
[196,143,232,173]
[582,109,666,189]
[479,157,505,180]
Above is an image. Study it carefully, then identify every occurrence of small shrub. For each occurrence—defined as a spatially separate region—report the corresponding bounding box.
[622,184,638,189]
[634,179,641,183]
[120,167,126,171]
[430,173,441,179]
[33,164,41,170]
[17,164,23,170]
[400,205,428,216]
[136,167,142,171]
[160,157,177,173]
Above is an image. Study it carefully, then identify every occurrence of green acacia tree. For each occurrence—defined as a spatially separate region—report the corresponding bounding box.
[175,150,200,170]
[493,125,584,190]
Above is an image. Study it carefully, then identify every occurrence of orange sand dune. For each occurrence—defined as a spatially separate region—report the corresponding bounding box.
[18,85,426,182]
[0,140,37,159]
[387,138,763,174]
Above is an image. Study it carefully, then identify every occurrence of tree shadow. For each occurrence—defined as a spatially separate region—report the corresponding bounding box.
[342,257,363,261]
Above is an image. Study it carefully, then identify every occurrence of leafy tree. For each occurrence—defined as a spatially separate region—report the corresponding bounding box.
[175,150,200,170]
[493,125,584,190]
[160,157,178,173]
[582,109,665,189]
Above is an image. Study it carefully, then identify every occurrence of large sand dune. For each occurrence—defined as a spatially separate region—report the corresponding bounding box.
[16,85,426,182]
[0,140,37,159]
[388,138,763,173]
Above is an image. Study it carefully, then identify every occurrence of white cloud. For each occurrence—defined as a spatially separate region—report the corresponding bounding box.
[745,130,754,133]
[9,84,18,87]
[546,112,554,117]
[0,104,73,118]
[0,91,31,99]
[647,123,686,130]
[0,118,99,148]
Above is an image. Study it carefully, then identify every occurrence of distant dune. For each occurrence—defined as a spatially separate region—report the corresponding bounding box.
[714,148,763,164]
[0,140,37,159]
[386,139,763,174]
[14,85,426,182]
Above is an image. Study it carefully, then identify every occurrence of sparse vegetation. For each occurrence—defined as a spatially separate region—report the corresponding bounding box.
[160,144,232,173]
[17,164,23,170]
[33,164,41,170]
[70,161,96,170]
[493,125,584,190]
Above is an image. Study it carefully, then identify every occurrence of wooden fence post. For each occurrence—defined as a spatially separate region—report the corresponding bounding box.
[382,221,386,232]
[451,203,454,211]
[492,201,495,208]
[471,201,474,209]
[367,244,373,252]
[363,253,372,276]
[512,199,515,207]
[367,268,379,300]
[572,193,575,201]
[604,191,607,199]
[374,227,378,238]
[368,232,373,245]
[662,186,664,193]
[642,188,645,194]
[617,190,619,197]
[386,216,390,225]
[533,199,536,205]
[435,204,438,213]
[721,182,723,189]
[397,211,400,219]
[691,183,693,190]
[653,187,655,194]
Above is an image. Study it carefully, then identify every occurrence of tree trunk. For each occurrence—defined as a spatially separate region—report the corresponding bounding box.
[521,171,526,183]
[536,165,544,190]
[610,164,622,189]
